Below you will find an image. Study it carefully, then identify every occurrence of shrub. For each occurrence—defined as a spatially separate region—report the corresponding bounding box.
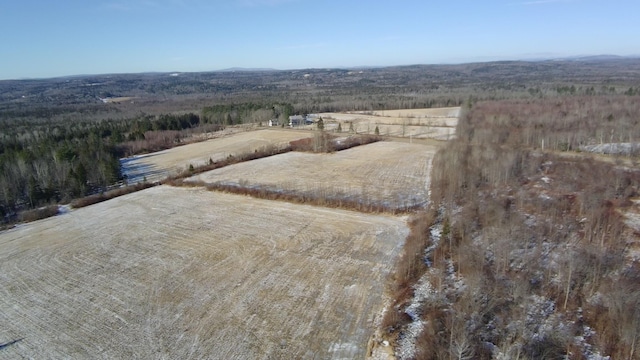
[18,205,59,222]
[70,182,156,208]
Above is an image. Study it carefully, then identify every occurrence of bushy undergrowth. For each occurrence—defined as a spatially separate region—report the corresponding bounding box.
[180,180,418,214]
[18,205,59,222]
[385,96,640,359]
[70,182,157,208]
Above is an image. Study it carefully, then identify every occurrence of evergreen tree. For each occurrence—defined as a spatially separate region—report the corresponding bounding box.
[317,117,324,131]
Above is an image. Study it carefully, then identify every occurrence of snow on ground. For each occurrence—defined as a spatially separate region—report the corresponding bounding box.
[580,142,640,156]
[395,274,433,360]
[120,129,312,183]
[187,141,438,211]
[316,107,460,140]
[0,186,409,359]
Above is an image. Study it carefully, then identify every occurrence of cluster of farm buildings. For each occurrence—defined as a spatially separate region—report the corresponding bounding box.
[268,114,318,127]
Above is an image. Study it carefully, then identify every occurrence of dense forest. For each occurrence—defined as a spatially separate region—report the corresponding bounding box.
[0,112,205,220]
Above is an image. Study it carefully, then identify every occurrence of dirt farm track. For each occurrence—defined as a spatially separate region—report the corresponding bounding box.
[0,186,409,359]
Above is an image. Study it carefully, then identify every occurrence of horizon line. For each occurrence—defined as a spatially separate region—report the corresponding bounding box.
[3,54,639,82]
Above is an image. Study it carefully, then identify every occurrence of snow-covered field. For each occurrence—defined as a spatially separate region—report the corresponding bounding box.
[317,107,459,140]
[0,186,409,359]
[187,141,438,210]
[120,129,312,183]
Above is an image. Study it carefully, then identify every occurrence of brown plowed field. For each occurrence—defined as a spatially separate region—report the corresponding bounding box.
[120,129,312,183]
[0,186,408,359]
[187,141,438,210]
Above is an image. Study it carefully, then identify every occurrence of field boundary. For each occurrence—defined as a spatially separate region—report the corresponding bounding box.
[3,134,386,228]
[172,179,423,215]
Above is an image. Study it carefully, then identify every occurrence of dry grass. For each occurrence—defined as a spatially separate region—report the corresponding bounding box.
[361,107,460,118]
[185,141,438,211]
[70,182,156,208]
[17,205,59,222]
[317,107,460,140]
[74,134,385,211]
[120,129,313,183]
[0,186,409,359]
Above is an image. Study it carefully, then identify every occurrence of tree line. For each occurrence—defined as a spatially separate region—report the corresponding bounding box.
[201,102,292,126]
[0,112,203,222]
[0,101,312,223]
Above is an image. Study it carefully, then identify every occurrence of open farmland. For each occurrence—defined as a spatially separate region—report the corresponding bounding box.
[316,107,459,140]
[187,141,438,210]
[120,129,312,183]
[0,186,409,359]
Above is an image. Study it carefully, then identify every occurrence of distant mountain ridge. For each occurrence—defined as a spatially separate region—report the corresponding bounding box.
[4,54,640,81]
[556,54,628,61]
[217,67,278,72]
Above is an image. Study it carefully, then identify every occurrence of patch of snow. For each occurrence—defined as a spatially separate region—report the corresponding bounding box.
[539,193,552,201]
[523,295,560,345]
[396,274,437,360]
[574,324,610,360]
[396,320,425,360]
[424,223,443,267]
[328,341,359,359]
[586,354,611,360]
[623,211,640,233]
[586,292,603,307]
[445,259,466,293]
[580,142,640,156]
[58,205,71,215]
[430,225,442,242]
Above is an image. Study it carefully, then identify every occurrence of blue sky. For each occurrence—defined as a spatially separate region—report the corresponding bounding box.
[1,0,638,79]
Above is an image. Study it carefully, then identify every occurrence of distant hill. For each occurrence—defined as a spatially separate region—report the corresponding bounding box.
[217,67,278,72]
[562,54,625,61]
